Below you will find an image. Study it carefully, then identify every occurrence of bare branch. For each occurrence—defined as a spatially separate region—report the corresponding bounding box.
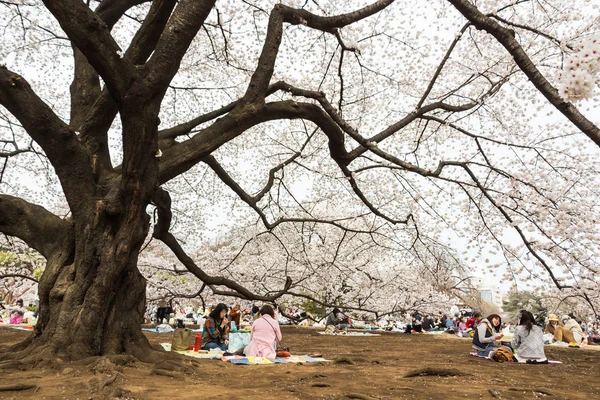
[448,0,600,147]
[0,195,73,259]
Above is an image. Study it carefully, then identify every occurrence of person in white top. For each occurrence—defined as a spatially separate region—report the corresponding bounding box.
[561,314,584,344]
[512,310,547,363]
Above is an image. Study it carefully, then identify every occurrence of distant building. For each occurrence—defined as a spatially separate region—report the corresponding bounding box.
[469,277,505,311]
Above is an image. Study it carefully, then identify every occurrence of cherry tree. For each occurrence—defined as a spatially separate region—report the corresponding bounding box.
[0,0,599,363]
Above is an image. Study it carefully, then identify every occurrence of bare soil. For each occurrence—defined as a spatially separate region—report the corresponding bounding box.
[1,325,599,399]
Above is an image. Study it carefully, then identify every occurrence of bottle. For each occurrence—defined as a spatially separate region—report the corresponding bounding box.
[194,333,201,352]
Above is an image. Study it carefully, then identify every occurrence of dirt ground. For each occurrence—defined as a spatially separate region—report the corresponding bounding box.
[1,325,599,400]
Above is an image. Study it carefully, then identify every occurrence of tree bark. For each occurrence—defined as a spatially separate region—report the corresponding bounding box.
[4,207,156,362]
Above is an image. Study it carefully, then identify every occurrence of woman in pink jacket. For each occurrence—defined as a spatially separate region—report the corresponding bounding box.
[244,305,282,359]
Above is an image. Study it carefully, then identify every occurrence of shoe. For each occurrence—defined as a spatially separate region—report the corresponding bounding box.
[526,359,549,364]
[568,342,580,348]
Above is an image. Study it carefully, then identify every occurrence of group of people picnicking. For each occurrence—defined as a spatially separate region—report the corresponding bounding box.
[199,303,282,359]
[471,311,599,363]
[145,298,600,361]
[0,298,35,325]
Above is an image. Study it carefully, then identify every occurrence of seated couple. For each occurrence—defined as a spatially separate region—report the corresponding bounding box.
[545,314,583,346]
[202,304,282,359]
[472,311,547,363]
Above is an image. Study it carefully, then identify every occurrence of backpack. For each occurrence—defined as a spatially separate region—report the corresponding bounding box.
[491,346,515,363]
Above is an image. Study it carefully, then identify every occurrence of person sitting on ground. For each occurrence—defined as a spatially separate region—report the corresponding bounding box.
[466,311,482,330]
[588,322,600,344]
[9,299,26,324]
[422,314,435,331]
[544,314,577,345]
[243,305,282,359]
[472,313,504,357]
[412,311,423,333]
[228,304,242,329]
[561,314,584,345]
[326,308,349,331]
[445,315,456,334]
[201,303,230,351]
[511,310,547,363]
[457,316,469,337]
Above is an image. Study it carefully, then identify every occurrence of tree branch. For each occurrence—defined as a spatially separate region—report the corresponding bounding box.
[151,188,292,302]
[0,67,96,213]
[0,195,73,259]
[447,0,600,147]
[42,0,136,98]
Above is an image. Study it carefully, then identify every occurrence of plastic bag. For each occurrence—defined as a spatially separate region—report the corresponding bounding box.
[171,328,194,351]
[228,333,250,352]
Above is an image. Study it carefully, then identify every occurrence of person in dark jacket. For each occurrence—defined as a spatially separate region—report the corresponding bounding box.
[326,308,348,330]
[472,314,503,357]
[422,314,434,331]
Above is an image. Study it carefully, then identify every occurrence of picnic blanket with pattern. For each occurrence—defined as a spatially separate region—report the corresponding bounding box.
[177,350,329,364]
[317,331,380,336]
[469,352,562,364]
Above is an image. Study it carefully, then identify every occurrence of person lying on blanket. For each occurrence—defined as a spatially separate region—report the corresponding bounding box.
[511,310,547,363]
[243,305,282,359]
[472,313,503,357]
[202,303,230,351]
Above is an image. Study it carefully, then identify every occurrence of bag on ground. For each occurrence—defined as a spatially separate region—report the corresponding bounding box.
[490,346,515,363]
[171,328,194,351]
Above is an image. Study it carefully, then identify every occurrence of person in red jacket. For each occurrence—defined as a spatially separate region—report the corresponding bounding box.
[466,311,482,330]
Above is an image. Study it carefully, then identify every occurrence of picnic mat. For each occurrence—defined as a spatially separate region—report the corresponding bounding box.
[469,352,562,364]
[224,355,330,365]
[176,350,329,364]
[3,324,35,331]
[142,327,202,333]
[317,331,380,336]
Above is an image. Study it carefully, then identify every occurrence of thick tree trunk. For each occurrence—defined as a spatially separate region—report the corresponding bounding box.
[4,210,156,362]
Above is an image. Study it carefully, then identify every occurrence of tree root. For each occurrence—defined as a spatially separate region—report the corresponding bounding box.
[403,367,469,378]
[150,368,181,378]
[0,360,27,371]
[99,372,121,390]
[345,394,371,400]
[508,387,554,396]
[332,357,356,365]
[0,383,38,392]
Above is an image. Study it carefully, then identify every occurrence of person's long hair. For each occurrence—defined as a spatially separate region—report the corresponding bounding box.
[486,314,502,332]
[518,310,535,334]
[259,305,275,318]
[209,303,228,322]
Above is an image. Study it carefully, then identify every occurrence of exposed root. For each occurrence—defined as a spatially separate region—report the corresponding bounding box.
[0,383,38,392]
[107,386,132,399]
[403,367,469,378]
[508,387,554,396]
[345,394,371,400]
[0,360,27,371]
[99,372,121,390]
[91,358,125,374]
[332,357,356,365]
[150,368,181,378]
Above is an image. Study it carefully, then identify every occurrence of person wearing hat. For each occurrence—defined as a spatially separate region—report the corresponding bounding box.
[561,315,584,345]
[545,313,577,346]
[326,308,349,330]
